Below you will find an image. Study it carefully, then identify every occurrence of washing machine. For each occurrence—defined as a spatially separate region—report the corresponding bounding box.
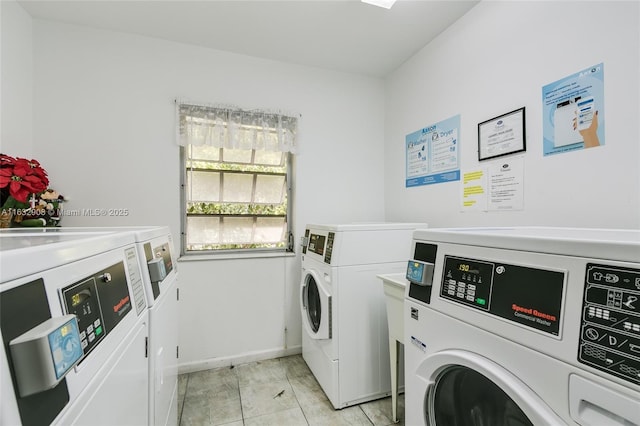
[300,222,426,409]
[1,226,180,426]
[0,231,150,425]
[404,227,640,425]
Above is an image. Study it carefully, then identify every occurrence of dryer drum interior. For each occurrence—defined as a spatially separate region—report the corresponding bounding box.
[425,366,533,426]
[304,275,322,333]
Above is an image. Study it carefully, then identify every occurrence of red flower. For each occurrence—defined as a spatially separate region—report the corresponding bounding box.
[0,155,49,203]
[24,158,48,183]
[0,154,16,167]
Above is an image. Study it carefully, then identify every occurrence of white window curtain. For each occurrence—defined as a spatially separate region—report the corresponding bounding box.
[177,101,298,153]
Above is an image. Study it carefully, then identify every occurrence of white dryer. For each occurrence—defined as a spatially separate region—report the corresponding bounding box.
[404,227,640,425]
[300,222,426,409]
[0,231,150,426]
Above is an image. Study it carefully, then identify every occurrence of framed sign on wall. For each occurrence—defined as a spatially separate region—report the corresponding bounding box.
[478,107,526,161]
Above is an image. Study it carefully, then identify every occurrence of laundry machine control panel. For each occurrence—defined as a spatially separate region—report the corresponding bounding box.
[439,255,565,337]
[579,263,640,385]
[407,242,438,304]
[324,232,335,264]
[61,261,132,360]
[307,233,326,256]
[144,241,174,275]
[303,231,336,264]
[143,240,175,300]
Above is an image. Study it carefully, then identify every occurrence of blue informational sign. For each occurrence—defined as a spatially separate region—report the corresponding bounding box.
[542,63,605,156]
[406,115,461,187]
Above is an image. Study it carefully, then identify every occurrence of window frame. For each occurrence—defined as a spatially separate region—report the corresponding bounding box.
[179,145,294,257]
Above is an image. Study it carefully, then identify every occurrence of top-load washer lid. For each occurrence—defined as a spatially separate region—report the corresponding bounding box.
[0,228,62,234]
[303,222,428,266]
[0,232,137,283]
[412,227,640,263]
[0,227,115,233]
[0,228,120,236]
[0,226,170,242]
[305,222,428,232]
[17,226,178,303]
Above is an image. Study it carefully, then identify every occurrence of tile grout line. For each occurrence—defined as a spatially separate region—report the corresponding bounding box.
[359,405,375,426]
[177,373,189,426]
[281,358,311,426]
[232,364,247,425]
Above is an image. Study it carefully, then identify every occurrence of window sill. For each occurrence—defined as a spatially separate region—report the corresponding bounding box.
[178,250,297,262]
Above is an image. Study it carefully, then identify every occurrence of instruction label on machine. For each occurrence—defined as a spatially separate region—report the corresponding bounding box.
[578,264,640,385]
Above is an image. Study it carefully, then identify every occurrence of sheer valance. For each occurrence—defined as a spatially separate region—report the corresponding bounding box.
[177,102,298,153]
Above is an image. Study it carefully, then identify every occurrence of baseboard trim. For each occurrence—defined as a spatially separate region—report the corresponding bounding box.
[178,345,302,375]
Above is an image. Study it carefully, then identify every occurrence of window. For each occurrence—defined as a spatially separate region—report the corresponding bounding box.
[177,102,297,255]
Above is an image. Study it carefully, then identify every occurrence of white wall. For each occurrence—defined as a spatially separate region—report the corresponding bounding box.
[385,1,640,229]
[7,0,639,374]
[28,20,386,370]
[1,0,33,157]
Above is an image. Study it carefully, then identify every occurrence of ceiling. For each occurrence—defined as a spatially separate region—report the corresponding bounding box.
[17,0,479,77]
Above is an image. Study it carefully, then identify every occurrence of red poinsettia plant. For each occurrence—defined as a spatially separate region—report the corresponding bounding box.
[0,154,50,207]
[1,154,66,227]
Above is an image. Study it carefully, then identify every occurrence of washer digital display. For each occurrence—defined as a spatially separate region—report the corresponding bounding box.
[308,234,325,256]
[63,278,105,358]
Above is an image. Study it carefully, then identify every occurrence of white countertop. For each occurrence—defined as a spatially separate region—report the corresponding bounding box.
[377,273,408,290]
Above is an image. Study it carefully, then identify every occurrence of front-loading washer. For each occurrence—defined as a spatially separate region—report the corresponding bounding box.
[300,222,426,409]
[0,231,150,426]
[404,227,640,425]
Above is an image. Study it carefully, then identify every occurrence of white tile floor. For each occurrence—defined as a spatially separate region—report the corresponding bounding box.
[177,354,405,426]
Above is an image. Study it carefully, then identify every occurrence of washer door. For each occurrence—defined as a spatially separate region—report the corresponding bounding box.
[300,269,331,340]
[418,350,567,426]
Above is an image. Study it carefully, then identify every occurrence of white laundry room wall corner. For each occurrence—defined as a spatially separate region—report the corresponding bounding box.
[384,0,640,229]
[1,0,33,157]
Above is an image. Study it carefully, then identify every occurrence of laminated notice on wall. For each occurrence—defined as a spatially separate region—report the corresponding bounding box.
[406,115,460,187]
[461,157,524,212]
[542,63,605,155]
[461,169,487,211]
[488,157,524,211]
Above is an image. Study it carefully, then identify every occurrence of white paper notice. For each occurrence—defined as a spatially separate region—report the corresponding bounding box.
[488,157,524,211]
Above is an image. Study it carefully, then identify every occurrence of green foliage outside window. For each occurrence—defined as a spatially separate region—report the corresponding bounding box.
[187,202,287,216]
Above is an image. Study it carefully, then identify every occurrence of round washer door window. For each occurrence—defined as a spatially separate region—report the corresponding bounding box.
[426,366,533,426]
[304,274,322,333]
